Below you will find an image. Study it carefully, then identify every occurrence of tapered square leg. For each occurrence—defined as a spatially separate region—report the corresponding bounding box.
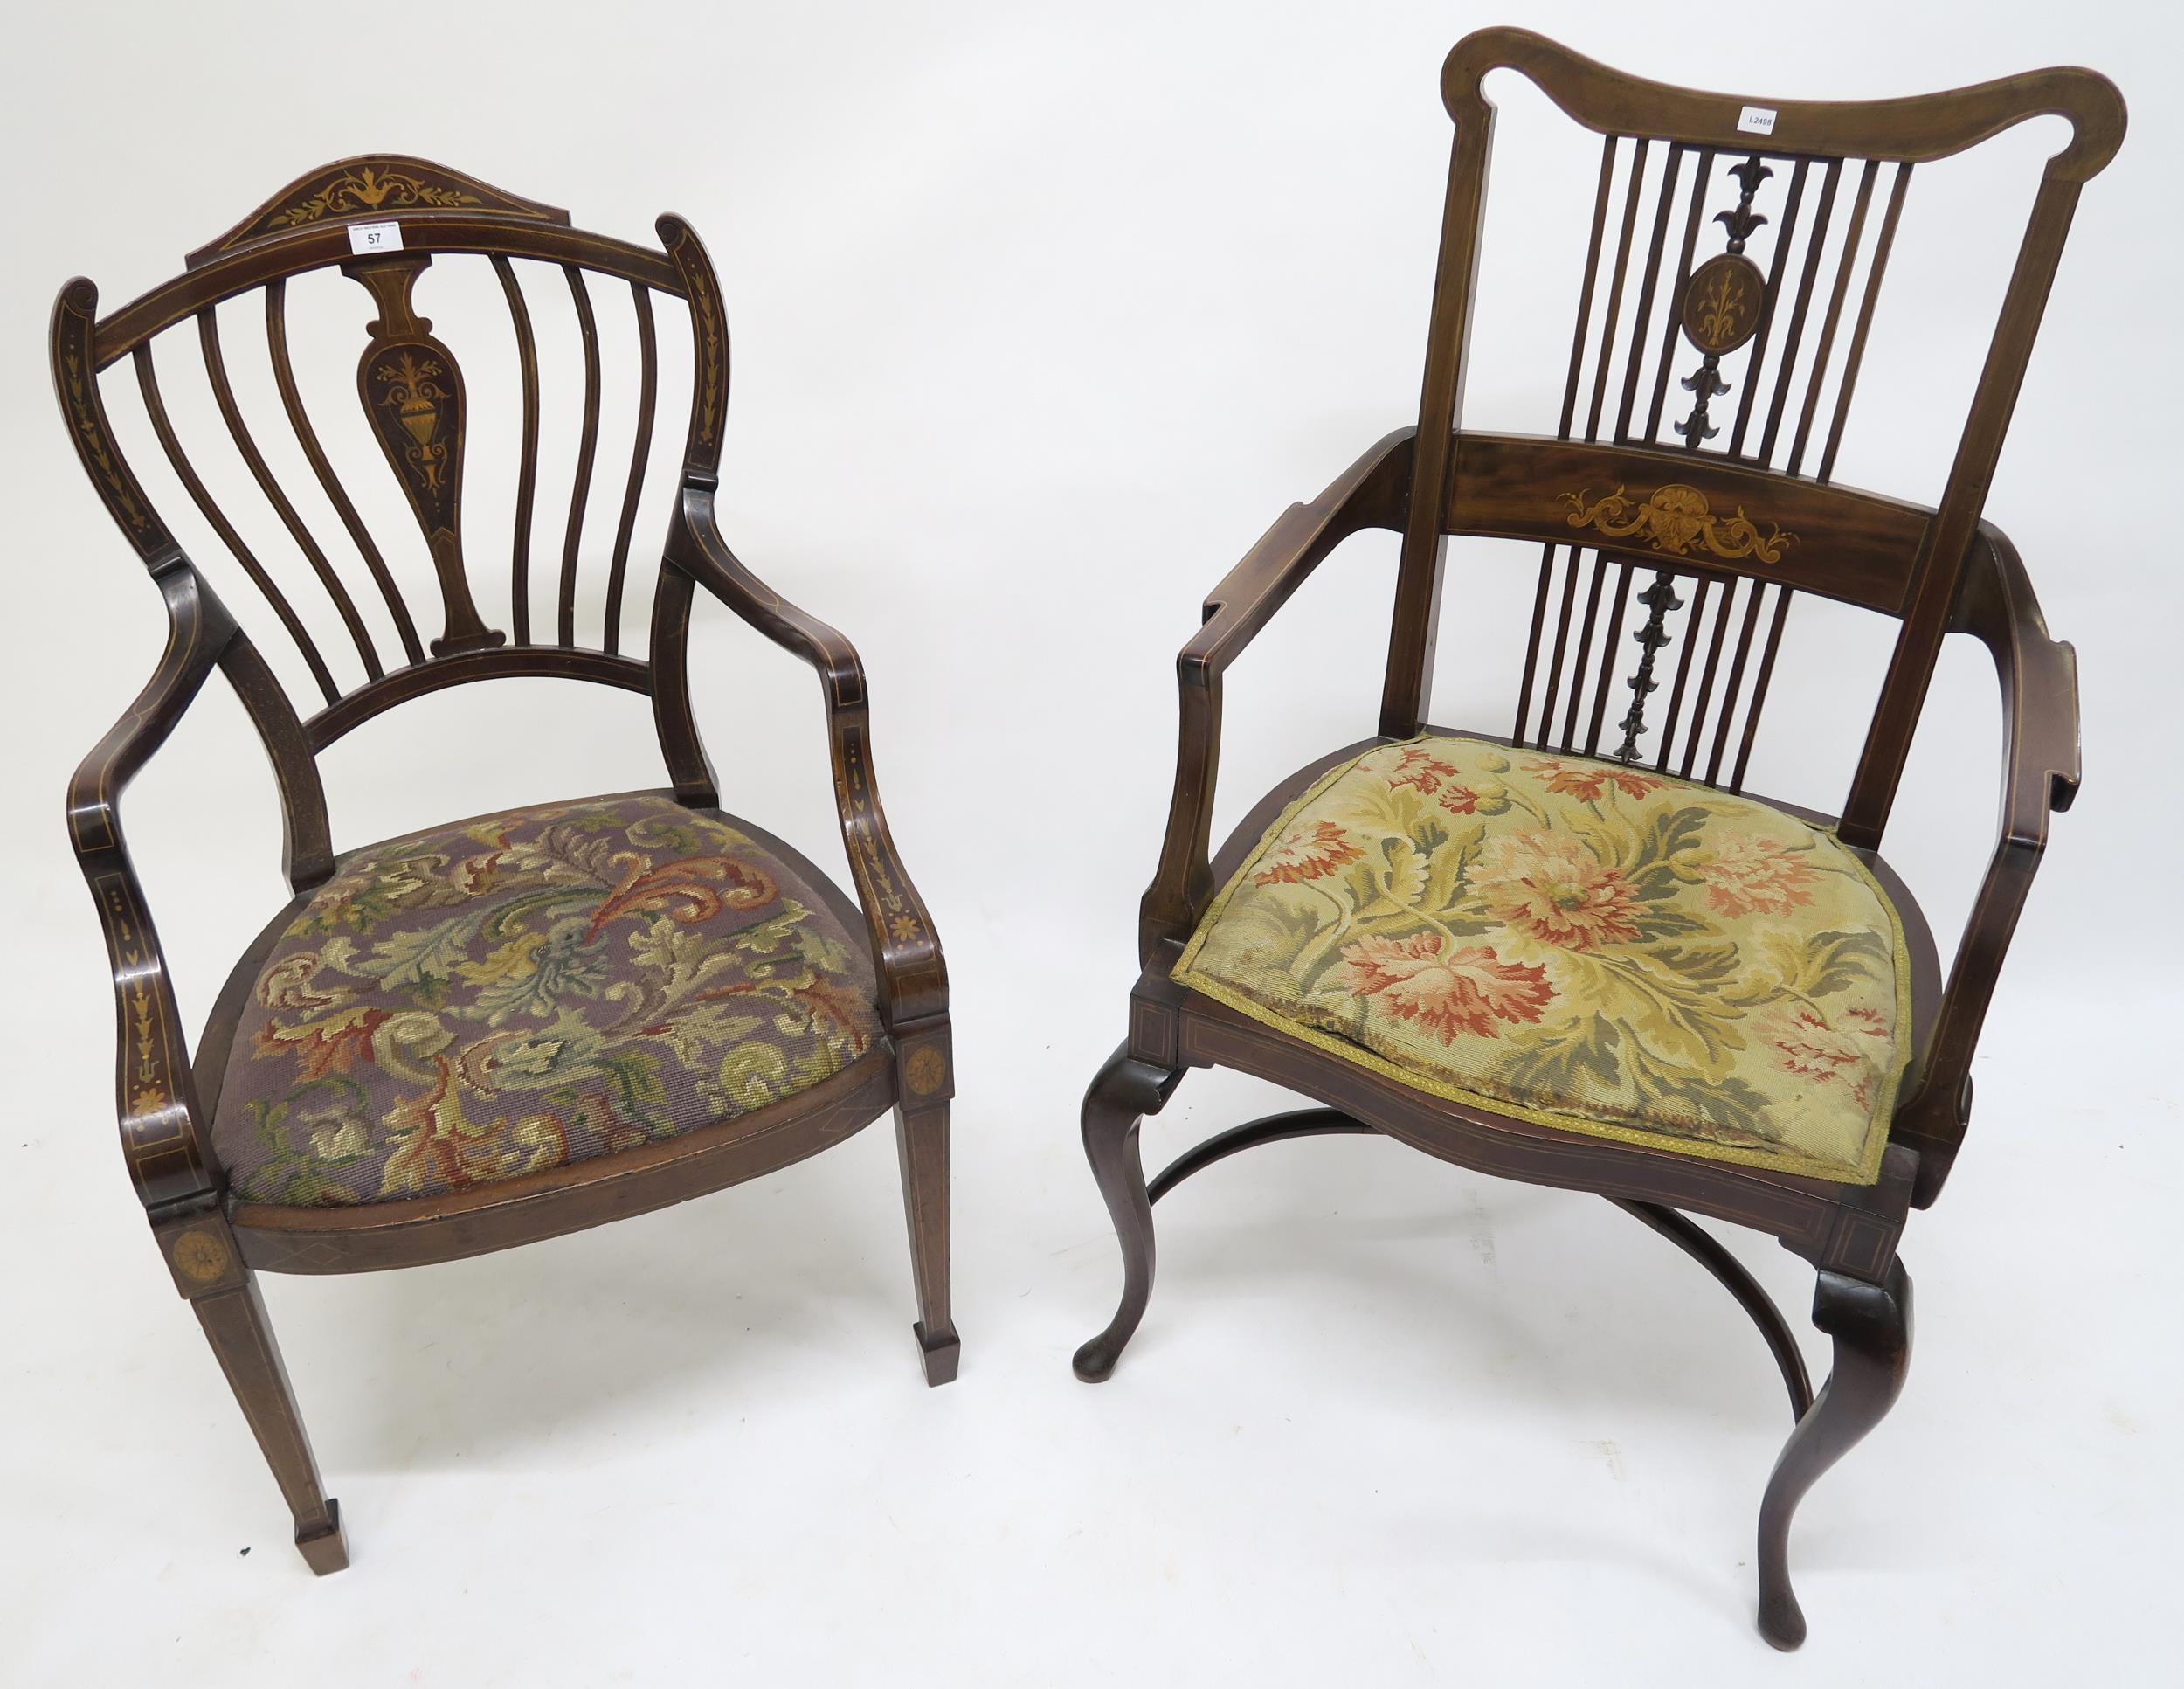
[912,1319,960,1387]
[895,1099,959,1386]
[295,1499,349,1575]
[190,1264,347,1573]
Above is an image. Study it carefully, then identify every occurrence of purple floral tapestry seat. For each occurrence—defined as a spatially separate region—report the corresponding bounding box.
[212,794,881,1207]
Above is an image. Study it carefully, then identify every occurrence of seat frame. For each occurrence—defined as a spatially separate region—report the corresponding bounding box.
[1072,30,2114,1651]
[58,157,958,1576]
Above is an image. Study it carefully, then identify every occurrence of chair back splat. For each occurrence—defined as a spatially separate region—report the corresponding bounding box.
[1077,33,2120,1649]
[52,156,735,889]
[52,157,960,1576]
[1380,30,2122,847]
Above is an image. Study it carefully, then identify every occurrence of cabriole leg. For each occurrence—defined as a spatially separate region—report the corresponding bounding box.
[1756,1259,1913,1650]
[159,1214,347,1574]
[1071,1041,1182,1382]
[894,1098,959,1387]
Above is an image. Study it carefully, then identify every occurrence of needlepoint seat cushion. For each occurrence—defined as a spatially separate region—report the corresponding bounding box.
[213,794,881,1207]
[1172,737,1911,1183]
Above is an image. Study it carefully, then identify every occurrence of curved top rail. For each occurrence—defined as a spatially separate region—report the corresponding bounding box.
[1442,26,2125,183]
[93,217,683,371]
[185,154,570,268]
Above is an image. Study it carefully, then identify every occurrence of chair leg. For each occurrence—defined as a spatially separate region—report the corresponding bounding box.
[895,1099,960,1387]
[1755,1259,1912,1650]
[191,1269,349,1574]
[1072,1041,1182,1382]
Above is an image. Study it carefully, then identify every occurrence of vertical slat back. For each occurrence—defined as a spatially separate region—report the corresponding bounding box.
[266,280,426,666]
[86,244,691,724]
[1402,31,2121,830]
[131,339,343,704]
[1644,147,1715,440]
[1726,156,1808,456]
[604,283,660,656]
[198,305,387,679]
[58,159,737,888]
[490,253,543,645]
[556,264,605,648]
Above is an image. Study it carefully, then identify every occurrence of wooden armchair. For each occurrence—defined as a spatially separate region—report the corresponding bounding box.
[1072,31,2119,1649]
[56,157,958,1574]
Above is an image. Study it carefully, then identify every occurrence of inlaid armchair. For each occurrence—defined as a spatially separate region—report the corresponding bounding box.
[57,157,957,1573]
[1073,31,2119,1647]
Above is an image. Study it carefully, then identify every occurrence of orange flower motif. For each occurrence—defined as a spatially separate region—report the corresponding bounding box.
[1437,783,1484,816]
[1523,758,1662,802]
[253,1006,391,1082]
[1761,1006,1887,1083]
[1384,746,1462,794]
[584,854,777,941]
[1341,931,1553,1041]
[1701,831,1820,918]
[1252,820,1364,887]
[1469,831,1641,950]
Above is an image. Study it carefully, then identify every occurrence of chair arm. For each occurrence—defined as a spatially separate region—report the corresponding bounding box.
[1894,520,2078,1204]
[665,489,945,1031]
[66,565,238,1214]
[1139,429,1416,960]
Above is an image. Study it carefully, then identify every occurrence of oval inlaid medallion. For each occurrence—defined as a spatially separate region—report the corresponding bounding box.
[905,1045,948,1097]
[1679,252,1766,356]
[172,1228,230,1284]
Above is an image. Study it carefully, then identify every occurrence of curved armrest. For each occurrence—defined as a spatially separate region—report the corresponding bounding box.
[1139,429,1415,960]
[666,490,946,1031]
[66,565,238,1214]
[1895,520,2078,1205]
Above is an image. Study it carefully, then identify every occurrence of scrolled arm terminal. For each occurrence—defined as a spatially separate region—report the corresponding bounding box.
[66,567,240,1213]
[1140,430,1415,962]
[666,490,946,1030]
[1894,520,2079,1204]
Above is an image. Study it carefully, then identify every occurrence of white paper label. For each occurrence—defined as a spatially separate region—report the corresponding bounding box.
[1737,105,1778,136]
[348,220,404,255]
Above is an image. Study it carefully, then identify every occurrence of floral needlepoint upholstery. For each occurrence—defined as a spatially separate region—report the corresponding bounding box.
[1172,737,1911,1183]
[213,795,880,1207]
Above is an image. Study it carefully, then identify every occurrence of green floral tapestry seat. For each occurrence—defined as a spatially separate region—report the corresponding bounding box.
[214,794,881,1207]
[1173,737,1911,1183]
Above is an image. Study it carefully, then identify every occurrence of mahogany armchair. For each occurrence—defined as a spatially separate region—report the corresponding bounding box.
[57,157,957,1573]
[1073,31,2118,1648]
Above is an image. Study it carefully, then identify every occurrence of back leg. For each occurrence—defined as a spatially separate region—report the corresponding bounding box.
[1756,1260,1912,1649]
[1071,1041,1184,1381]
[159,1215,347,1573]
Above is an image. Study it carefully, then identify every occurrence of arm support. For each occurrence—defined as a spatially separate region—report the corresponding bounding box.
[664,488,946,1030]
[66,564,240,1213]
[1138,429,1415,961]
[1894,520,2079,1205]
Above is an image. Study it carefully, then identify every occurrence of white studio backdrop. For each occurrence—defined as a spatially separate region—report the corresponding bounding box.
[0,2,2176,1683]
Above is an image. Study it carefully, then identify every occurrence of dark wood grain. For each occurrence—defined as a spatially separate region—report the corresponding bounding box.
[1727,157,1810,458]
[1076,29,2116,1651]
[1447,432,1929,611]
[200,305,384,678]
[491,253,543,644]
[133,342,342,703]
[1757,1263,1912,1648]
[1787,159,1878,477]
[52,155,959,1572]
[557,263,603,647]
[605,282,660,656]
[266,280,425,664]
[1818,163,1914,484]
